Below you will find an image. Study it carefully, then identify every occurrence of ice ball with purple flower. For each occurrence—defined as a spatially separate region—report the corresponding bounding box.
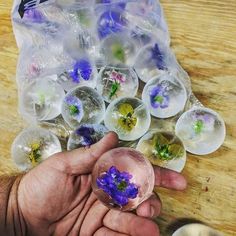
[149,84,169,109]
[96,166,139,207]
[150,43,166,70]
[67,124,108,150]
[65,95,84,122]
[97,10,127,39]
[69,59,93,84]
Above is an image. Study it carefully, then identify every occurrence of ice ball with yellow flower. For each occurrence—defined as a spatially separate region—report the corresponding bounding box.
[104,97,151,141]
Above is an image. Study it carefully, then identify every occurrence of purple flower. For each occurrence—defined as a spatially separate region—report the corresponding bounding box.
[23,9,45,23]
[76,125,95,146]
[65,95,84,122]
[97,166,139,207]
[150,44,166,70]
[69,60,92,84]
[76,124,108,146]
[192,113,215,134]
[149,85,169,109]
[97,10,127,39]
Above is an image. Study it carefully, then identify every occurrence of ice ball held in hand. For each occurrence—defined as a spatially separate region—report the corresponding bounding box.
[92,148,155,211]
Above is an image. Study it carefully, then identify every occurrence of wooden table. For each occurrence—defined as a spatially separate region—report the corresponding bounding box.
[0,1,235,235]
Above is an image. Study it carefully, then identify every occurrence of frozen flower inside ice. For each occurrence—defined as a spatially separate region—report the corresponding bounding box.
[28,141,43,166]
[65,95,84,122]
[97,10,127,39]
[149,84,169,109]
[96,166,139,207]
[117,103,137,131]
[68,124,108,150]
[76,125,95,146]
[150,43,166,70]
[23,9,45,23]
[111,43,125,63]
[69,59,92,83]
[152,133,184,161]
[192,113,215,135]
[108,70,126,99]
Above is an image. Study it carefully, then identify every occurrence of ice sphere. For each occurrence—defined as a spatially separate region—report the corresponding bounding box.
[104,97,151,141]
[100,33,137,66]
[96,65,139,103]
[172,224,224,236]
[97,9,127,39]
[136,131,186,173]
[57,58,98,91]
[142,73,187,118]
[16,42,72,84]
[61,86,105,128]
[175,107,226,155]
[19,75,65,122]
[11,127,62,171]
[134,43,175,83]
[67,124,108,150]
[92,147,155,211]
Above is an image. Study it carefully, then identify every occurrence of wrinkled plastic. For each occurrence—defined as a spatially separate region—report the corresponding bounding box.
[11,0,226,177]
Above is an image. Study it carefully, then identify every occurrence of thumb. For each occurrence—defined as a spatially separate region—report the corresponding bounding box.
[56,132,119,175]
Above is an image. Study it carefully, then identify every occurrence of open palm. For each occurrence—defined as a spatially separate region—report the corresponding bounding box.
[18,132,187,236]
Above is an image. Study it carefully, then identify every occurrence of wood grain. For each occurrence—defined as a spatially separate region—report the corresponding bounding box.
[0,0,235,235]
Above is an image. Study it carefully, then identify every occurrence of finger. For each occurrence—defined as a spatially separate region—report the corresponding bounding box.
[56,132,119,174]
[103,210,159,236]
[136,193,162,218]
[94,227,128,236]
[154,166,187,190]
[80,200,109,235]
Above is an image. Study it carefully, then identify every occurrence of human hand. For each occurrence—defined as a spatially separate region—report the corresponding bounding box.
[17,132,187,236]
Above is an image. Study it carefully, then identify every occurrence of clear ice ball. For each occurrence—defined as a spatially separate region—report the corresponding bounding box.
[61,86,105,128]
[175,107,226,155]
[104,97,151,141]
[100,33,137,66]
[92,147,155,211]
[57,57,98,92]
[19,75,65,122]
[96,65,139,103]
[67,124,108,150]
[136,131,186,173]
[11,127,62,171]
[142,74,187,118]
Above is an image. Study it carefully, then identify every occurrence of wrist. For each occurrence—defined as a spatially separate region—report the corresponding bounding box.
[0,175,27,236]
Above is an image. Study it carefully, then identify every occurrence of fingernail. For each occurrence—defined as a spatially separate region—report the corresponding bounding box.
[150,206,155,217]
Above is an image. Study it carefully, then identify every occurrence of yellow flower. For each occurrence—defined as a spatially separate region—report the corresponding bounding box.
[117,103,137,131]
[152,133,184,161]
[28,142,42,166]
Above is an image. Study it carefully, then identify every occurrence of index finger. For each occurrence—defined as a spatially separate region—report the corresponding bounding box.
[154,166,187,190]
